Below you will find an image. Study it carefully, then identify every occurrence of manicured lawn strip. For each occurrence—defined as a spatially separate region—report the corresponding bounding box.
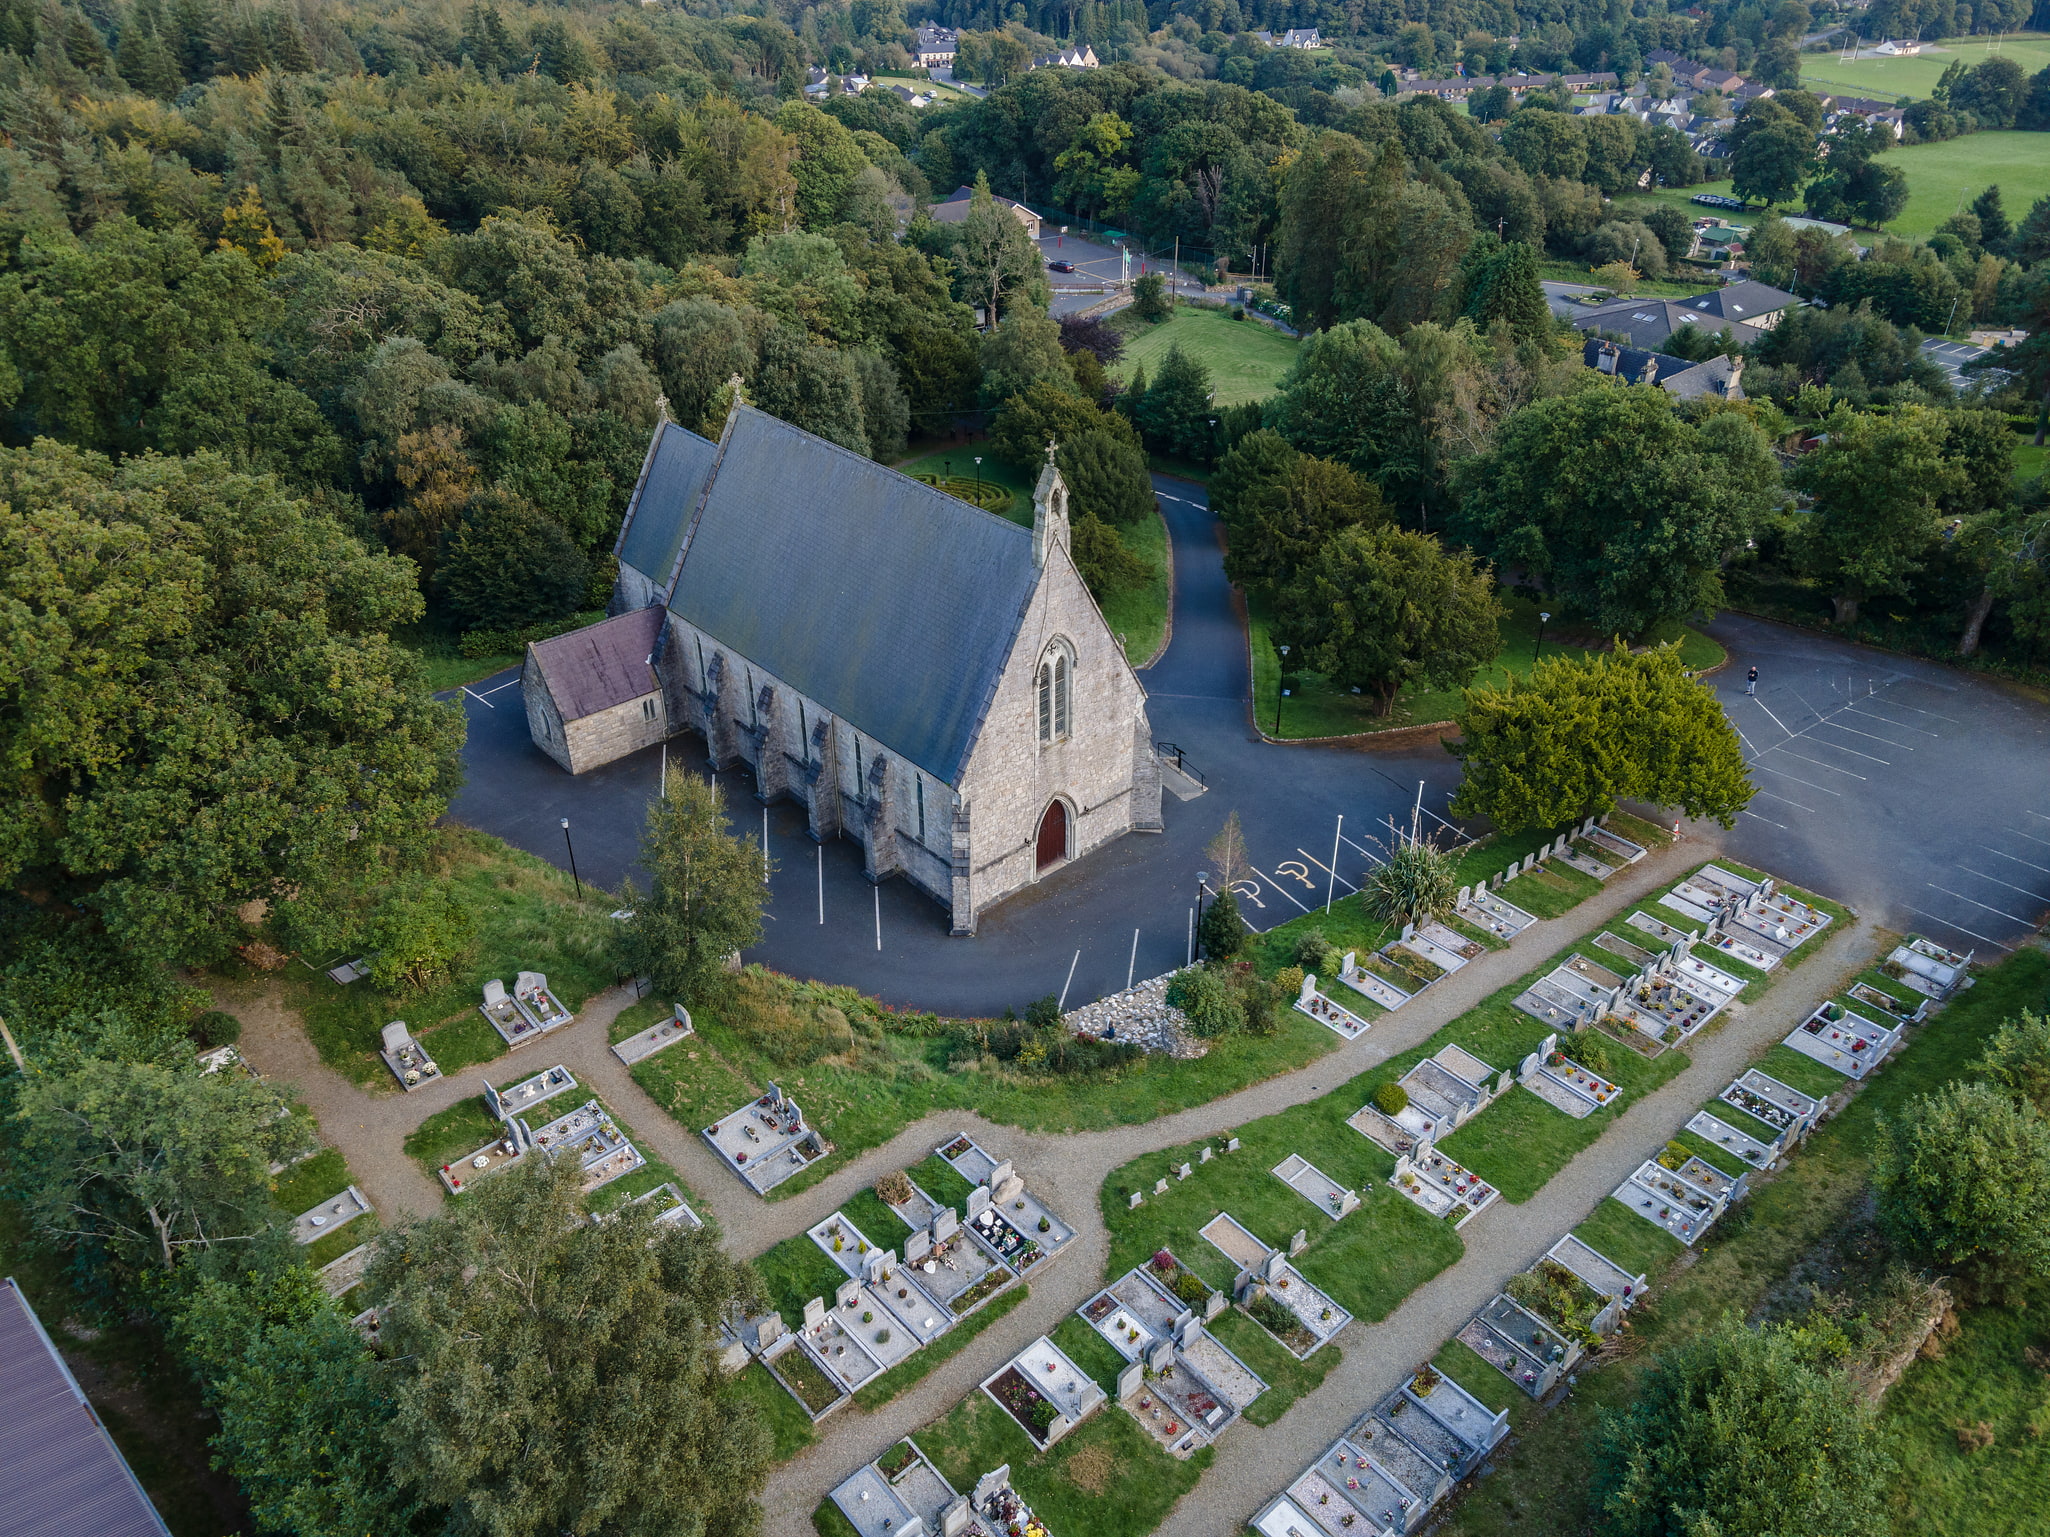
[243,828,624,1086]
[272,1148,351,1215]
[1095,505,1171,666]
[1569,1195,1685,1281]
[1438,1054,1686,1205]
[1440,947,2050,1537]
[1603,811,1677,851]
[841,1188,915,1252]
[1754,1042,1853,1103]
[1245,893,1400,979]
[1499,861,1604,920]
[915,1389,1213,1537]
[910,1154,977,1211]
[734,1361,816,1462]
[1050,1313,1129,1395]
[403,1096,503,1180]
[894,445,1036,525]
[1111,304,1301,406]
[1703,1098,1788,1149]
[1205,1306,1344,1427]
[1430,1337,1528,1422]
[852,1284,1029,1411]
[1670,1126,1752,1181]
[303,1217,379,1270]
[751,1233,849,1331]
[812,1499,862,1537]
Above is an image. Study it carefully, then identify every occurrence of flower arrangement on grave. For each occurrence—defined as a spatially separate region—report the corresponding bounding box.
[1037,1216,1050,1232]
[1412,1364,1440,1396]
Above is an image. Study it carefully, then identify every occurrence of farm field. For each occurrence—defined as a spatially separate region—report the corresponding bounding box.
[1797,34,2050,101]
[1111,304,1300,405]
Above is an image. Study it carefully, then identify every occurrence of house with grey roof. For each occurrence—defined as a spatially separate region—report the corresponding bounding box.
[1680,279,1798,330]
[1584,338,1747,400]
[929,184,1042,240]
[526,397,1161,935]
[1569,298,1765,353]
[1,1277,173,1537]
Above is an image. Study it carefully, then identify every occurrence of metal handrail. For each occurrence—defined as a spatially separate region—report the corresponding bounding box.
[1154,740,1206,787]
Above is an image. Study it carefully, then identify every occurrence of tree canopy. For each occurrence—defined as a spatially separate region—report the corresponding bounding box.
[624,775,770,1007]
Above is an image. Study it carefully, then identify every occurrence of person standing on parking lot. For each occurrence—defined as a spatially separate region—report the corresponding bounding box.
[1745,666,1758,696]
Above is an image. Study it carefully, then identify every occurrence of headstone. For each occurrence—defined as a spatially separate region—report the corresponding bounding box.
[1128,1190,1144,1209]
[1154,1178,1169,1195]
[1226,1136,1241,1152]
[765,1080,783,1109]
[906,1229,933,1262]
[987,1159,1014,1192]
[1540,1032,1558,1056]
[672,1003,693,1034]
[1496,1069,1514,1097]
[1117,1360,1145,1401]
[1175,1313,1198,1345]
[1337,1190,1361,1217]
[483,1079,504,1121]
[1458,884,1471,907]
[940,1497,972,1537]
[1298,974,1317,1005]
[717,1336,749,1373]
[1400,921,1415,941]
[1290,1228,1309,1257]
[933,1208,959,1241]
[1176,1162,1192,1180]
[1199,1146,1213,1163]
[1519,1050,1541,1080]
[966,1185,990,1218]
[864,1248,894,1284]
[802,1296,826,1332]
[508,1116,533,1154]
[1204,1288,1228,1322]
[381,1020,413,1053]
[1172,1307,1194,1333]
[1491,871,1503,890]
[1234,1267,1256,1298]
[836,1277,862,1309]
[1340,950,1357,977]
[1264,1250,1288,1282]
[971,1469,1013,1511]
[1147,1338,1175,1372]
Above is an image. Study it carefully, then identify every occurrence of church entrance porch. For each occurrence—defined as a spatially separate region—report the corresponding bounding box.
[1036,800,1070,872]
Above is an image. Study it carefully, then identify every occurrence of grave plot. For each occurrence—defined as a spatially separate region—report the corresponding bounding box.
[1179,1329,1267,1417]
[1890,936,1972,997]
[479,971,575,1050]
[702,1084,828,1194]
[829,1440,963,1537]
[1121,1329,1265,1457]
[800,1298,887,1393]
[1292,975,1373,1040]
[1346,1100,1421,1156]
[1848,979,1926,1023]
[1512,958,1615,1030]
[1658,884,1721,925]
[197,1043,257,1078]
[610,1004,694,1066]
[1419,920,1486,964]
[1461,1293,1571,1396]
[1357,1396,1458,1506]
[1272,1154,1358,1219]
[809,1213,880,1278]
[1625,908,1693,948]
[905,1217,1015,1317]
[1459,885,1537,940]
[1555,839,1619,881]
[1613,1163,1718,1245]
[378,1020,441,1092]
[1526,1047,1620,1117]
[1593,930,1656,967]
[1585,824,1647,865]
[1687,1109,1776,1168]
[863,1267,953,1349]
[1728,1070,1821,1138]
[1671,949,1746,999]
[1080,1283,1171,1362]
[1377,940,1450,995]
[1396,1056,1489,1136]
[1395,1366,1509,1464]
[624,1181,702,1230]
[938,1133,996,1184]
[1337,951,1414,1010]
[489,1063,577,1120]
[829,1462,922,1537]
[1612,969,1726,1043]
[967,1198,1047,1273]
[1786,1003,1901,1079]
[1390,1146,1497,1227]
[939,1135,1075,1268]
[1199,1212,1274,1274]
[1280,1451,1414,1537]
[1698,924,1778,971]
[530,1099,645,1192]
[1242,1255,1351,1356]
[290,1185,372,1246]
[438,1123,526,1194]
[763,1335,849,1421]
[317,1242,373,1299]
[981,1336,1105,1448]
[1546,1234,1649,1308]
[1655,1148,1742,1208]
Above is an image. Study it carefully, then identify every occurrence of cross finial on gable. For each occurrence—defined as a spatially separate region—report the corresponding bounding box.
[1046,439,1058,464]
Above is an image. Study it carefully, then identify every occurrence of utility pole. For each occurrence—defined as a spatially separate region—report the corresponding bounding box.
[1172,237,1178,304]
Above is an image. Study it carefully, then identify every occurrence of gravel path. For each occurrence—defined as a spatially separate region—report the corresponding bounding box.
[223,838,1873,1537]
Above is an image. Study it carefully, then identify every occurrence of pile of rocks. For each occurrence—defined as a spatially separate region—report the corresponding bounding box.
[1064,973,1206,1059]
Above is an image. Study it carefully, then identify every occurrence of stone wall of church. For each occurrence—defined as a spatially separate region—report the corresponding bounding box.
[954,541,1158,929]
[528,658,669,775]
[522,657,574,774]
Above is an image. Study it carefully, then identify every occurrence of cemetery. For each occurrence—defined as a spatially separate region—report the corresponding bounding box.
[937,1135,1076,1268]
[703,1082,830,1194]
[1785,1001,1902,1078]
[1293,973,1376,1040]
[289,1184,372,1246]
[1272,1153,1359,1219]
[1336,949,1416,1010]
[1457,1291,1574,1396]
[624,1181,701,1229]
[478,971,575,1050]
[430,1070,677,1205]
[1887,935,1972,997]
[1685,1107,1778,1168]
[1235,1248,1352,1357]
[378,1019,440,1091]
[1457,884,1537,941]
[1388,1146,1498,1226]
[981,1336,1106,1447]
[1611,1156,1724,1245]
[609,1002,693,1065]
[830,1453,1050,1537]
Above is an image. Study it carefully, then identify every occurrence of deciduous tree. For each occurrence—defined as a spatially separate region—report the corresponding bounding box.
[1874,1080,2050,1298]
[1222,452,1387,593]
[1791,405,1961,624]
[624,776,769,1006]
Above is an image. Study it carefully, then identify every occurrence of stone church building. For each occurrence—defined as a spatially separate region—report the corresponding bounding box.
[522,399,1161,934]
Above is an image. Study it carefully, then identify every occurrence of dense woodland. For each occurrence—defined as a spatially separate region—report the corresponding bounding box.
[1,2,2050,1534]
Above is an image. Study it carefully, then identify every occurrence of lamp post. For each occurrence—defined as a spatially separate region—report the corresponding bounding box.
[1533,612,1550,665]
[1195,870,1210,958]
[560,818,582,901]
[1275,645,1290,736]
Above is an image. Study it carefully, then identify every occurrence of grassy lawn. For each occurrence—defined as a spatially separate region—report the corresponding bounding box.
[1438,945,2050,1537]
[223,829,625,1088]
[840,1188,914,1251]
[1796,35,2050,102]
[732,1360,816,1462]
[1250,588,1724,740]
[1611,129,2050,245]
[402,1096,503,1179]
[1096,506,1171,666]
[912,1387,1213,1537]
[751,1230,851,1331]
[909,1153,978,1211]
[852,1284,1029,1411]
[620,981,1340,1202]
[1205,1305,1344,1425]
[1111,305,1301,406]
[2015,441,2045,484]
[1051,1314,1131,1395]
[272,1148,352,1215]
[894,445,1036,525]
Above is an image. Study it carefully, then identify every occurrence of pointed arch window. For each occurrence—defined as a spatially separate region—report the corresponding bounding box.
[1036,641,1073,745]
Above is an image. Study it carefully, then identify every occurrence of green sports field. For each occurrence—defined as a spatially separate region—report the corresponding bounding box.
[1798,33,2050,102]
[1111,305,1301,406]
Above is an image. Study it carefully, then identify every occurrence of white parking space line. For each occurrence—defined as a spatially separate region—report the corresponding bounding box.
[1765,748,1867,780]
[1797,734,1891,765]
[1956,867,2050,903]
[1986,847,2050,876]
[1844,706,1941,738]
[1753,789,1815,812]
[1340,832,1386,866]
[2028,810,2050,821]
[1750,763,1841,796]
[1734,725,1758,756]
[1751,696,1795,736]
[460,686,495,709]
[1900,904,2015,950]
[1875,697,1962,723]
[1296,848,1359,894]
[476,677,521,697]
[1249,864,1314,913]
[1815,719,1910,752]
[1740,809,1789,829]
[2017,829,2050,849]
[1925,883,2035,924]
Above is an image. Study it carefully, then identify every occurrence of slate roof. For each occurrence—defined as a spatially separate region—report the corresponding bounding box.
[1570,299,1765,352]
[528,607,664,720]
[1,1278,173,1537]
[1682,281,1797,325]
[1583,338,1746,400]
[662,406,1039,785]
[616,423,720,589]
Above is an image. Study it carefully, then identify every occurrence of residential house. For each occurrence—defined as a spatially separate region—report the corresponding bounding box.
[1584,338,1747,399]
[1681,279,1799,330]
[913,24,957,67]
[1030,44,1099,69]
[928,184,1043,239]
[1570,298,1767,352]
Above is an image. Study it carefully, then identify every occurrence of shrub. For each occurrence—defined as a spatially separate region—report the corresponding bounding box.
[1024,993,1062,1028]
[1293,928,1338,974]
[1274,965,1306,997]
[1132,272,1169,322]
[366,879,474,994]
[189,1009,242,1048]
[874,1171,912,1206]
[1198,889,1244,960]
[1165,966,1244,1038]
[1249,1295,1298,1335]
[1564,1032,1614,1075]
[1169,1270,1208,1305]
[1373,1080,1410,1116]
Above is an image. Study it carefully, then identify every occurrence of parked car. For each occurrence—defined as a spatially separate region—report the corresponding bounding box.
[1692,193,1746,210]
[1047,260,1076,273]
